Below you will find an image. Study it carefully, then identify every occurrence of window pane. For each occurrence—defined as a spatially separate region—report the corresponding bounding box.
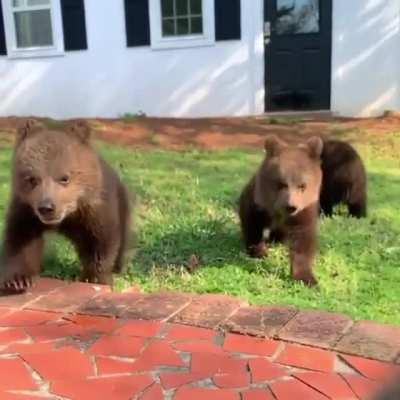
[161,0,202,37]
[162,18,175,36]
[161,0,174,17]
[190,0,202,15]
[13,0,25,7]
[176,0,188,16]
[14,10,53,48]
[27,0,50,5]
[176,17,189,35]
[190,16,202,34]
[276,0,319,35]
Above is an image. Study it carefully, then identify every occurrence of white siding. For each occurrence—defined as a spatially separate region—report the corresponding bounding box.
[0,0,265,119]
[331,0,400,117]
[0,0,399,119]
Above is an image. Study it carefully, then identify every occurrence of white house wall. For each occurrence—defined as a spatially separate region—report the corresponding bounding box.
[331,0,400,117]
[0,0,265,119]
[1,0,400,119]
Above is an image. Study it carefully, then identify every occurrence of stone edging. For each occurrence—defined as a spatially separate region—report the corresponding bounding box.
[1,278,399,364]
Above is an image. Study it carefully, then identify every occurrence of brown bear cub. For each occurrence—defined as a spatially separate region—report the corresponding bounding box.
[239,135,324,287]
[0,120,132,291]
[320,139,367,218]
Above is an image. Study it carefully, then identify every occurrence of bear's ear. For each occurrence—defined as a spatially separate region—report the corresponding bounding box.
[304,136,323,159]
[264,135,287,156]
[67,120,91,144]
[16,119,39,145]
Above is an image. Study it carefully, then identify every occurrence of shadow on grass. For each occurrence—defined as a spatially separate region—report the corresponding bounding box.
[133,217,244,273]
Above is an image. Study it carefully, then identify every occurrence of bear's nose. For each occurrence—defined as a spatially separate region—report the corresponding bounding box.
[286,205,298,215]
[38,200,55,217]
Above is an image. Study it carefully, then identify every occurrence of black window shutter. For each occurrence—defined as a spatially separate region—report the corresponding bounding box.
[61,0,88,51]
[0,0,7,55]
[125,0,150,47]
[215,0,241,41]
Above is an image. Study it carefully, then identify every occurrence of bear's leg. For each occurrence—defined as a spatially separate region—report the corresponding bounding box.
[347,182,367,218]
[0,203,44,291]
[269,229,286,243]
[348,191,367,218]
[239,207,268,258]
[288,226,318,287]
[113,183,131,274]
[238,183,269,258]
[348,202,366,218]
[319,185,334,217]
[76,234,121,286]
[320,201,333,217]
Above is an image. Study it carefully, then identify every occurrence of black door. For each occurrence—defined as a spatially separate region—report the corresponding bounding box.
[264,0,332,111]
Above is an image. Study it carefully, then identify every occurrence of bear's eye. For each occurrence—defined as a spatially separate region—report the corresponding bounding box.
[277,181,288,190]
[58,175,70,185]
[298,183,307,191]
[24,176,38,188]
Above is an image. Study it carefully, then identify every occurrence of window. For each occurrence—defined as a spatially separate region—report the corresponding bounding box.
[161,0,203,37]
[2,0,64,58]
[12,0,53,48]
[149,0,215,49]
[276,0,320,35]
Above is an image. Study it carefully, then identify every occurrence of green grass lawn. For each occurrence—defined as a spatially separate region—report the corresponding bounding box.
[0,131,399,325]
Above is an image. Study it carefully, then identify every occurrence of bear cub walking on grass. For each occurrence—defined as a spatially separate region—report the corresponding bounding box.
[239,135,324,287]
[320,139,367,218]
[0,119,132,291]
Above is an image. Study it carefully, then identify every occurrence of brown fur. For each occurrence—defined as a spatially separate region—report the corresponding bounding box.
[0,119,132,290]
[320,139,367,218]
[238,135,323,286]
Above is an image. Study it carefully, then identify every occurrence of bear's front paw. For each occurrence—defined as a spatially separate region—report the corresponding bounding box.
[247,242,268,258]
[293,271,318,287]
[0,271,36,293]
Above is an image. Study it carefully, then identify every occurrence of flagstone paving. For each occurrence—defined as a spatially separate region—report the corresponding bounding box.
[0,278,399,399]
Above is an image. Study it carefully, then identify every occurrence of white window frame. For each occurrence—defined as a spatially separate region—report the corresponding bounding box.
[2,0,64,59]
[149,0,215,50]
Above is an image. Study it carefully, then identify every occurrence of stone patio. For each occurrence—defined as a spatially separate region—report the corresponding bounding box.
[0,278,399,399]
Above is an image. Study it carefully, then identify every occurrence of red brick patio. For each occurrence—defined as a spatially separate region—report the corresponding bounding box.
[0,278,399,399]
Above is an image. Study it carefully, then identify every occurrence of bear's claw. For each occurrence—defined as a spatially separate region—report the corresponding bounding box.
[0,275,35,293]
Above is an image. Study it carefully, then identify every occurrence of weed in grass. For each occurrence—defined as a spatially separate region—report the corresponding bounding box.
[120,111,147,122]
[265,116,306,125]
[149,131,161,146]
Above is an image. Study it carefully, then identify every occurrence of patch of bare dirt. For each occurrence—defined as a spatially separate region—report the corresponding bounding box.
[1,114,400,150]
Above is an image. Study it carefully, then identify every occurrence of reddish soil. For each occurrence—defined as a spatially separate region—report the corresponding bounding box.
[1,113,400,150]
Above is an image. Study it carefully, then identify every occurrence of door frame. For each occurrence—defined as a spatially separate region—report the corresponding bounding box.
[264,0,333,112]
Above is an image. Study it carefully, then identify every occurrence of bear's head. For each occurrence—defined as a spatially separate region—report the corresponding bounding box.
[254,135,323,218]
[12,119,101,225]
